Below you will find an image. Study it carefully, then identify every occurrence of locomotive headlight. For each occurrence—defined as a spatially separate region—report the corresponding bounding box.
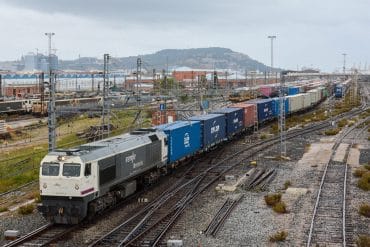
[43,183,47,189]
[57,155,66,161]
[75,184,79,190]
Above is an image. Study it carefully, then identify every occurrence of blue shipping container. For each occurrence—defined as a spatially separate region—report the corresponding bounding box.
[189,114,226,148]
[211,108,244,137]
[248,99,274,123]
[288,87,300,95]
[272,97,289,117]
[156,121,201,163]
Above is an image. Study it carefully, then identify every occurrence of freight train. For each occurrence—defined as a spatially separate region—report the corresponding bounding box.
[38,86,330,224]
[0,97,102,115]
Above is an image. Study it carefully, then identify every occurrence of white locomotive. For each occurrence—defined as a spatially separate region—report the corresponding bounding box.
[38,129,168,224]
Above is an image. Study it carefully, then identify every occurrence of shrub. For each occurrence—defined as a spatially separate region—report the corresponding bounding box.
[0,207,8,213]
[324,128,340,135]
[359,204,370,218]
[18,204,34,215]
[273,201,287,214]
[337,118,348,128]
[354,168,367,178]
[264,193,282,206]
[358,172,370,191]
[284,180,292,190]
[269,230,288,242]
[364,164,370,171]
[356,235,370,247]
[260,133,267,140]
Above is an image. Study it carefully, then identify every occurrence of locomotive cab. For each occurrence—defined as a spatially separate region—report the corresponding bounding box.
[38,153,98,224]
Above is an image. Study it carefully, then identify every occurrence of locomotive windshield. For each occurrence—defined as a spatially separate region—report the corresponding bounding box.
[41,162,60,176]
[62,163,81,177]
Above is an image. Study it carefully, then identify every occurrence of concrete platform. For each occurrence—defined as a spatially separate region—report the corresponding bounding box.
[333,143,349,162]
[347,147,360,167]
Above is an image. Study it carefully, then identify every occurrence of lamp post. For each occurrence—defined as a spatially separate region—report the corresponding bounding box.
[268,35,276,80]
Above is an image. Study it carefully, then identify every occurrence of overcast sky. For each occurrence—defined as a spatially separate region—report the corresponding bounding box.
[1,0,369,71]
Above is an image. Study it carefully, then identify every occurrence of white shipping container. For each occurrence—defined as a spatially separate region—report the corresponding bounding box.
[287,94,304,112]
[308,89,318,104]
[302,93,311,109]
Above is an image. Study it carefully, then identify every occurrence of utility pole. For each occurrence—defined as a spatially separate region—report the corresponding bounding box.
[136,57,142,127]
[342,53,347,74]
[102,53,110,138]
[0,74,2,98]
[279,71,287,157]
[45,32,56,152]
[268,35,276,78]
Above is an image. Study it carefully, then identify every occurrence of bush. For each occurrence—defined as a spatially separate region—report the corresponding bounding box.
[284,180,292,190]
[269,230,288,242]
[354,168,368,178]
[0,207,8,213]
[358,172,370,191]
[324,128,340,135]
[260,133,267,140]
[364,164,370,171]
[264,193,282,206]
[273,201,287,214]
[359,204,370,218]
[337,118,348,128]
[356,235,370,247]
[18,204,35,215]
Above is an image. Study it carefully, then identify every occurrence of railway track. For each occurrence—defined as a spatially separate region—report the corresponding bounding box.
[306,117,369,247]
[204,194,244,237]
[2,223,77,247]
[4,106,367,247]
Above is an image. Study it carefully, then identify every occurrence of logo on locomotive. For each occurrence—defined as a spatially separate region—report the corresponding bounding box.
[211,125,219,134]
[184,132,190,148]
[125,153,137,163]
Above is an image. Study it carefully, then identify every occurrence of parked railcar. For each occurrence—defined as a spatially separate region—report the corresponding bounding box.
[286,94,304,113]
[38,130,168,224]
[287,86,300,96]
[247,99,274,123]
[211,108,244,137]
[156,121,201,163]
[229,102,256,128]
[271,98,289,117]
[0,100,33,114]
[189,114,226,149]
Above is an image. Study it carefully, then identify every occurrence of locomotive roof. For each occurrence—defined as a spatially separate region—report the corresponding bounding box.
[50,130,163,162]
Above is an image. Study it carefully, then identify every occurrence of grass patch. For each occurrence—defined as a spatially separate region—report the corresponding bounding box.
[356,235,370,247]
[18,204,35,215]
[272,201,287,214]
[0,108,150,194]
[284,180,292,190]
[264,193,282,206]
[269,230,288,242]
[359,203,370,218]
[358,172,370,191]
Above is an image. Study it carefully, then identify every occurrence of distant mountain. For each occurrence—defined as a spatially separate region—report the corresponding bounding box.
[58,47,278,72]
